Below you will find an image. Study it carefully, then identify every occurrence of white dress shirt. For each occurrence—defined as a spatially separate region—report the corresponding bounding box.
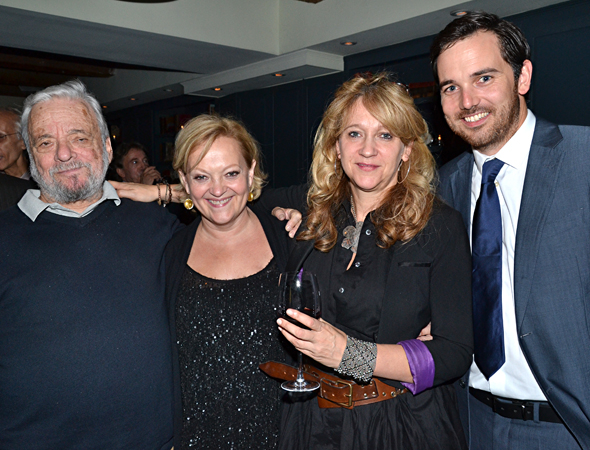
[468,110,547,401]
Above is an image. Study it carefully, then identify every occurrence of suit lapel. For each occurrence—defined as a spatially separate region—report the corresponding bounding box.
[449,154,474,231]
[514,119,564,326]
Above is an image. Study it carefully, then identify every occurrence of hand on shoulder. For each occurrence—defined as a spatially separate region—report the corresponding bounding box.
[109,180,159,203]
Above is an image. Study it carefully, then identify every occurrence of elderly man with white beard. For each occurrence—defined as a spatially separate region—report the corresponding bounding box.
[0,80,178,450]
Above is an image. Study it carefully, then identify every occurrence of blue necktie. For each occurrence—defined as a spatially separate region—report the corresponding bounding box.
[472,158,505,379]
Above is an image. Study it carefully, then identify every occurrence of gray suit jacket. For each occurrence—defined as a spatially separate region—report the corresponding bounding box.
[438,118,590,449]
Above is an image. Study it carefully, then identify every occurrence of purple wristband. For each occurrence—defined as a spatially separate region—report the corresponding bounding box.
[398,339,435,394]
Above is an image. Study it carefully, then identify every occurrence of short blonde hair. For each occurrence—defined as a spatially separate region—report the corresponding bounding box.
[300,72,436,250]
[173,114,266,199]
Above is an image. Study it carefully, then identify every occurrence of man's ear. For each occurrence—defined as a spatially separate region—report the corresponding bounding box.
[105,138,113,164]
[518,60,533,96]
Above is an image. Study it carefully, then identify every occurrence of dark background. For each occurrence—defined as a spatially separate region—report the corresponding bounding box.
[105,0,590,188]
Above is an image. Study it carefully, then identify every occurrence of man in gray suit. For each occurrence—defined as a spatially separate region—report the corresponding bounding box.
[432,12,590,450]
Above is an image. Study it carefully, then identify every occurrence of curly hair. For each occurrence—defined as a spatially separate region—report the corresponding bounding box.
[172,114,267,200]
[299,72,436,251]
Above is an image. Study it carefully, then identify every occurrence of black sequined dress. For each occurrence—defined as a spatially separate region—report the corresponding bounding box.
[175,258,283,449]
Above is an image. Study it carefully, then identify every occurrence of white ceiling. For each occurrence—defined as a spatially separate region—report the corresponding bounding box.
[0,0,570,110]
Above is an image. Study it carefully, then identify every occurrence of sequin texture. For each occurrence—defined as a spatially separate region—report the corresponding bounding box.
[176,259,283,449]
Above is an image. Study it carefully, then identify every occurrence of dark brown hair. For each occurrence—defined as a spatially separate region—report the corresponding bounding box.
[113,142,148,169]
[430,11,531,83]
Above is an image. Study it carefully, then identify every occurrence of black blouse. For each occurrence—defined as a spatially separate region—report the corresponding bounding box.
[320,202,389,342]
[251,186,473,386]
[303,199,473,388]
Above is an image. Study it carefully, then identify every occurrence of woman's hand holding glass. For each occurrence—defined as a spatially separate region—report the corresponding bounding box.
[277,306,348,370]
[279,308,417,383]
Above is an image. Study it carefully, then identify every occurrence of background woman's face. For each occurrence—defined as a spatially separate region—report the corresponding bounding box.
[181,135,255,228]
[336,99,411,199]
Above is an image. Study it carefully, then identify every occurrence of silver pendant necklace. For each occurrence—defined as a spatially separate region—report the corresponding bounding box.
[341,195,364,253]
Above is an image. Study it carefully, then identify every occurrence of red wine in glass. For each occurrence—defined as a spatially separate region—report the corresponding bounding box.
[278,270,321,392]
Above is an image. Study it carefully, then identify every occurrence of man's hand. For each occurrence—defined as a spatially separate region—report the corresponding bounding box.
[140,166,162,185]
[272,207,302,238]
[417,322,432,341]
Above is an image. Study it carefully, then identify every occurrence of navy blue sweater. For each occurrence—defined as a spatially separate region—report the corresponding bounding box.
[0,200,179,450]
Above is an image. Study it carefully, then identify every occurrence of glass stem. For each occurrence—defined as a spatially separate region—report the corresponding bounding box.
[296,352,306,385]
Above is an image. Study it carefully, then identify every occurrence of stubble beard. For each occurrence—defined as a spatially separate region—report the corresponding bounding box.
[31,149,109,205]
[447,83,521,153]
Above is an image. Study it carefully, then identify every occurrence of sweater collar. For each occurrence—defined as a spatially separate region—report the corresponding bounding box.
[18,181,121,222]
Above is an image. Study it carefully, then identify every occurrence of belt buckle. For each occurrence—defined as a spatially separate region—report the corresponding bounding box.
[320,377,354,408]
[492,397,530,421]
[513,400,528,421]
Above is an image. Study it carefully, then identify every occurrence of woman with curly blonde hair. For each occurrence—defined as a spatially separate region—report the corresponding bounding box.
[275,73,473,450]
[300,72,436,251]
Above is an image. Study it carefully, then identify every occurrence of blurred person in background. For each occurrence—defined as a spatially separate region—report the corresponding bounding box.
[0,107,30,180]
[112,141,162,184]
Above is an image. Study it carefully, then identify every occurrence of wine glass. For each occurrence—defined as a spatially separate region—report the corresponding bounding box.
[277,270,321,392]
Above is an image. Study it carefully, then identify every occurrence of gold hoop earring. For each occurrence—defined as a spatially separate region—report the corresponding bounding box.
[184,198,194,210]
[398,160,411,184]
[248,192,255,202]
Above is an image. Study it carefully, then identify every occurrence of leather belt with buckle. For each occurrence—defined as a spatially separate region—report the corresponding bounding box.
[260,361,408,409]
[470,388,563,423]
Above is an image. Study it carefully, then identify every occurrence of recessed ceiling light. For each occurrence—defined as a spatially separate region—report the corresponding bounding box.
[213,87,222,91]
[102,105,107,109]
[272,73,286,77]
[340,41,356,46]
[130,97,136,101]
[450,10,468,17]
[163,88,173,92]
